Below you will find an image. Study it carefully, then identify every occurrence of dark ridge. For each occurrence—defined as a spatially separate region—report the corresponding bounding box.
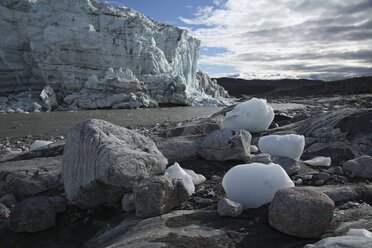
[215,76,372,98]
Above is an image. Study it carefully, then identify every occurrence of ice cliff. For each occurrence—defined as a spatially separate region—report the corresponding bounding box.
[0,0,230,111]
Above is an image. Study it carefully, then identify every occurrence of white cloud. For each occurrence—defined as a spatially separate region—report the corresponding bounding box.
[180,0,372,80]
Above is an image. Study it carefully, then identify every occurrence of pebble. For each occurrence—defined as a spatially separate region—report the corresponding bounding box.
[294,179,303,185]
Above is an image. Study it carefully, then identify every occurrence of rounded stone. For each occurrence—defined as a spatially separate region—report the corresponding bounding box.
[269,187,335,238]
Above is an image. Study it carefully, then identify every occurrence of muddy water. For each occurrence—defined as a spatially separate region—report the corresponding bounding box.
[0,107,224,139]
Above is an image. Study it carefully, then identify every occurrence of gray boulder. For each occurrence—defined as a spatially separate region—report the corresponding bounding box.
[217,198,243,217]
[133,176,189,217]
[269,187,335,238]
[62,119,167,208]
[304,236,372,248]
[343,155,372,179]
[198,129,251,161]
[8,196,56,233]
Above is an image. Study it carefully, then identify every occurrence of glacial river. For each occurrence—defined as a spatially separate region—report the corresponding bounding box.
[0,103,305,139]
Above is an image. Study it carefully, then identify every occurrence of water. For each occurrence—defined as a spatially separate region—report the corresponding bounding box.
[0,106,223,139]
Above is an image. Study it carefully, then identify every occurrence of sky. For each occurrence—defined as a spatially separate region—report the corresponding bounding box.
[103,0,372,81]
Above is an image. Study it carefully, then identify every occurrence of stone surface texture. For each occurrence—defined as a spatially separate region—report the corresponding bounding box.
[343,155,372,179]
[269,187,335,238]
[217,198,243,217]
[62,119,167,208]
[198,129,251,161]
[0,0,229,110]
[133,175,189,217]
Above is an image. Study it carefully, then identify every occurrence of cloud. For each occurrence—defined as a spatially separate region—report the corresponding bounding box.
[180,0,372,80]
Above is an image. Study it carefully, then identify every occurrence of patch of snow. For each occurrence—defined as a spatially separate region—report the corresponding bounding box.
[184,169,206,185]
[347,229,372,239]
[29,140,53,151]
[258,134,305,161]
[165,162,205,195]
[304,156,331,167]
[222,163,294,209]
[222,98,274,133]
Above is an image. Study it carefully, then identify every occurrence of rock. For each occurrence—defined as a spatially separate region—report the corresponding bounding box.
[258,134,305,161]
[343,155,372,179]
[121,193,135,212]
[0,156,62,199]
[318,172,331,181]
[62,119,167,208]
[245,153,300,176]
[217,198,243,217]
[0,203,10,219]
[269,187,335,238]
[164,115,222,137]
[155,135,204,162]
[133,176,189,217]
[0,0,229,108]
[304,236,372,248]
[250,145,259,153]
[48,196,67,213]
[222,98,274,133]
[85,210,233,248]
[8,196,57,233]
[198,129,251,161]
[0,194,16,208]
[303,185,367,205]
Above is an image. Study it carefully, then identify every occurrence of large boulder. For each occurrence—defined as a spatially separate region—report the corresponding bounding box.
[133,176,189,217]
[8,196,57,233]
[269,187,335,238]
[343,155,372,179]
[198,129,251,161]
[62,119,167,208]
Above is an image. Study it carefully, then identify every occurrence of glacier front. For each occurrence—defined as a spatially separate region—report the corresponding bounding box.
[0,0,230,111]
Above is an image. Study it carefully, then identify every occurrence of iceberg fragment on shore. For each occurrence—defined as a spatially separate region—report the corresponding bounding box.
[258,134,305,161]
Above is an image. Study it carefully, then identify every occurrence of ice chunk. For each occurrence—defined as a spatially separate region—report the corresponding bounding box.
[222,98,274,133]
[184,169,206,185]
[165,162,201,195]
[222,163,294,209]
[30,140,53,151]
[347,229,372,239]
[304,156,331,167]
[258,134,305,161]
[250,145,259,153]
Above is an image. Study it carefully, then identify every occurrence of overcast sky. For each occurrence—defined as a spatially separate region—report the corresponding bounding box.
[106,0,372,80]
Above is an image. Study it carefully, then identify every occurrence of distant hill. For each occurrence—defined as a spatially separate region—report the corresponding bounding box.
[214,77,372,98]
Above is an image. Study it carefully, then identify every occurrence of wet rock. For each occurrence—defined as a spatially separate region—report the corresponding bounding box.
[133,176,189,217]
[121,193,135,212]
[269,187,335,238]
[0,203,10,219]
[318,172,331,181]
[304,236,372,248]
[217,198,243,217]
[198,129,251,161]
[0,194,16,208]
[8,196,57,233]
[343,155,372,179]
[62,119,167,208]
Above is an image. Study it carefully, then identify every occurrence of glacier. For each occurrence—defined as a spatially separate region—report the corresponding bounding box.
[0,0,231,111]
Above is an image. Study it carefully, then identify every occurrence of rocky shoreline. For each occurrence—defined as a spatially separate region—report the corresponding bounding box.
[0,94,371,248]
